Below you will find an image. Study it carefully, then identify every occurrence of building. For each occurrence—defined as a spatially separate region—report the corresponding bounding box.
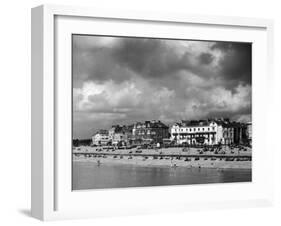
[108,124,134,146]
[108,125,126,146]
[170,118,247,145]
[108,125,123,146]
[171,120,219,145]
[213,118,235,145]
[231,121,248,144]
[132,120,169,145]
[246,122,252,145]
[91,129,109,146]
[123,125,134,145]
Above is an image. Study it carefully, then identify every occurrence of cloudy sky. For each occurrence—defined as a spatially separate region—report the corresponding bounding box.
[73,35,252,139]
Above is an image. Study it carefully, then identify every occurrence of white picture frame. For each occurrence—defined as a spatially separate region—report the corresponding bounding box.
[31,4,274,221]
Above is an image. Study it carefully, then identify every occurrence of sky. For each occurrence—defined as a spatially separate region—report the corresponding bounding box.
[72,35,252,139]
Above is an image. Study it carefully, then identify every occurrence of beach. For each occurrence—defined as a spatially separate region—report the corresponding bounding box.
[73,146,252,169]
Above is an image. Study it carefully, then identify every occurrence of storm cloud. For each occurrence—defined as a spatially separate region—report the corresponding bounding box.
[72,35,252,139]
[212,42,252,86]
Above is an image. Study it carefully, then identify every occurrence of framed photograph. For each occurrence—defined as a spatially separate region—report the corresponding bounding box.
[31,4,274,221]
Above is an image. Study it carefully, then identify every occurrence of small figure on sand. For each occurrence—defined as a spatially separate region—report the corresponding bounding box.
[97,160,101,166]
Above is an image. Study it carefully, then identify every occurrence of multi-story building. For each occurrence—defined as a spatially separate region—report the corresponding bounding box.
[171,119,247,145]
[108,124,134,146]
[123,125,134,145]
[171,120,218,145]
[132,120,169,145]
[246,122,252,145]
[108,125,123,146]
[108,125,126,146]
[91,129,109,146]
[231,122,248,144]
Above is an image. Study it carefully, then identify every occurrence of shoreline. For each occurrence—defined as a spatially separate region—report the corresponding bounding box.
[72,145,252,170]
[73,155,252,170]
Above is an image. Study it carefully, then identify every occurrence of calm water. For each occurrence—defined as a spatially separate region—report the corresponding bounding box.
[72,162,252,190]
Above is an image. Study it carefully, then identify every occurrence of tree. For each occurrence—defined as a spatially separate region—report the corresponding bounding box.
[73,139,79,147]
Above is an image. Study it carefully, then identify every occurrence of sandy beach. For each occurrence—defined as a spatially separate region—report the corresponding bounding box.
[73,146,252,169]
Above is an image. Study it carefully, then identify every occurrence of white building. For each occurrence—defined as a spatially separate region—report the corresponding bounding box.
[92,129,109,146]
[170,120,234,145]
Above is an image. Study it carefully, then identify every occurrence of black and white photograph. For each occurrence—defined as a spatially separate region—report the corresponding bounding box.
[72,35,252,190]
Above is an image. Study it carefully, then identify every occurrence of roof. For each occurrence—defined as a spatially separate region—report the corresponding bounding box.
[134,120,169,129]
[110,124,134,133]
[173,118,247,128]
[94,129,108,135]
[181,120,210,127]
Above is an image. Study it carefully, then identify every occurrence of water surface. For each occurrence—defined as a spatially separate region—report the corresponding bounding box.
[72,161,252,190]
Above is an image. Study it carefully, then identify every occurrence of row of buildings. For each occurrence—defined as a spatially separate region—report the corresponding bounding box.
[91,119,252,147]
[92,120,169,146]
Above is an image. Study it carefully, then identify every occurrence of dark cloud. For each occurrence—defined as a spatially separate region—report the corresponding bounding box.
[112,39,185,78]
[73,37,220,86]
[72,36,252,138]
[72,45,133,86]
[112,39,220,82]
[198,52,214,65]
[212,42,252,85]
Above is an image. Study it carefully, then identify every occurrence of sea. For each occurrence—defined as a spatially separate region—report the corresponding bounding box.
[72,161,252,190]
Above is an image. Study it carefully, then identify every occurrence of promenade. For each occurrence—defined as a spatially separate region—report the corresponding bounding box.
[73,145,252,169]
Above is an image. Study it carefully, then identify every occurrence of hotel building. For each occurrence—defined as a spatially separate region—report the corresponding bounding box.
[171,119,246,145]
